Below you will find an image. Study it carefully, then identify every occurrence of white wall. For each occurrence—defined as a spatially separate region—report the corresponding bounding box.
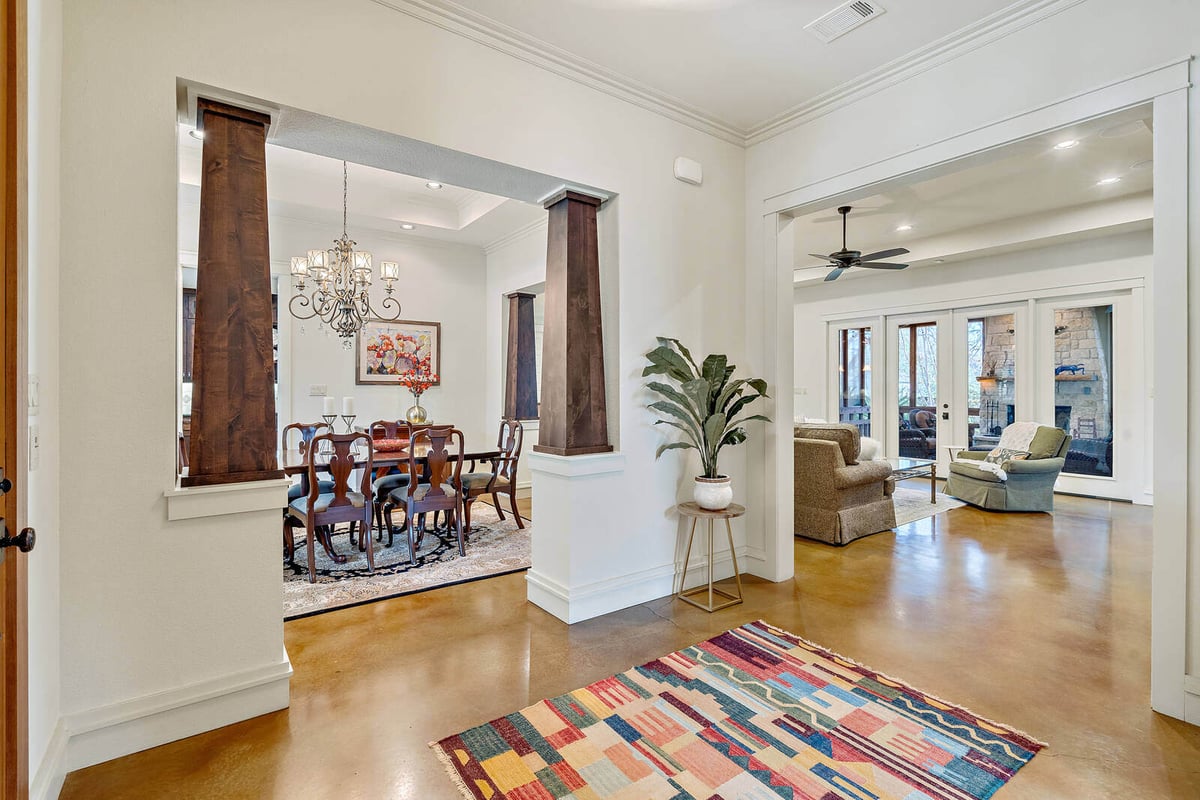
[26,0,64,794]
[179,203,492,448]
[57,0,745,769]
[745,0,1200,723]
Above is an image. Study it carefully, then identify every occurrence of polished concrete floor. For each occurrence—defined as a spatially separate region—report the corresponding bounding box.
[61,491,1200,798]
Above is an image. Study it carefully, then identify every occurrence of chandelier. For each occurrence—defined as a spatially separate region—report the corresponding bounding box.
[288,161,402,338]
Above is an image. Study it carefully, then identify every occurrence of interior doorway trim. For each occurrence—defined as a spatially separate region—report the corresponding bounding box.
[761,58,1192,721]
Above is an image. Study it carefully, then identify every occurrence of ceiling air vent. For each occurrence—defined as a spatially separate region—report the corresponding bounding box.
[804,0,885,44]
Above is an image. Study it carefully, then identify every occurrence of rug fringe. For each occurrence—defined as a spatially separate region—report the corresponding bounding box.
[752,620,1050,749]
[429,741,478,800]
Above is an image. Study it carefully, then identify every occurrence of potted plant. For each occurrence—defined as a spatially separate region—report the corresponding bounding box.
[643,337,770,510]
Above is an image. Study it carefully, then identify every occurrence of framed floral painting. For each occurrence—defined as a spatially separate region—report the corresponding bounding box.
[356,319,441,385]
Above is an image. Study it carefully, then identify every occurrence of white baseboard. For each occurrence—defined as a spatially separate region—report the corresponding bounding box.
[30,718,68,800]
[526,547,749,624]
[64,657,292,773]
[1185,674,1200,725]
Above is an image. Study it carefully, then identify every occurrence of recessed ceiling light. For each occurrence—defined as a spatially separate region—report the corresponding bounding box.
[400,223,415,230]
[895,224,913,232]
[425,181,443,190]
[934,259,946,264]
[1053,139,1079,150]
[1096,176,1122,186]
[188,129,204,140]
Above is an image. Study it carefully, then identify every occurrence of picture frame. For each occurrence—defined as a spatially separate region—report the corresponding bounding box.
[355,319,442,385]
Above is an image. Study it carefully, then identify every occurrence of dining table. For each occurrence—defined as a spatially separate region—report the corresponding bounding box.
[280,441,502,563]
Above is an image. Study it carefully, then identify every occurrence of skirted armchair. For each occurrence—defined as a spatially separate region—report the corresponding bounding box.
[794,423,896,546]
[946,424,1071,512]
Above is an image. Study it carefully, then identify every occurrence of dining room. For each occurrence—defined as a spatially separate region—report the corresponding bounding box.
[176,125,548,618]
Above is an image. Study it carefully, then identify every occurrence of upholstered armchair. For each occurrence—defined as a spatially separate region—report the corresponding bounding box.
[945,424,1071,512]
[794,423,896,546]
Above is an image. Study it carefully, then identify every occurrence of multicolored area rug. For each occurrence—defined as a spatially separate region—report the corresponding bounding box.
[432,620,1044,800]
[283,503,529,620]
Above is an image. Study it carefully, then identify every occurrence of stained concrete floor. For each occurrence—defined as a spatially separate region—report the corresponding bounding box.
[61,492,1200,798]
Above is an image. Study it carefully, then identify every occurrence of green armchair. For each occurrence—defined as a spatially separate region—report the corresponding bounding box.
[945,425,1071,512]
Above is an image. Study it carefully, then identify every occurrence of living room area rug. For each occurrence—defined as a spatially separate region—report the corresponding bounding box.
[432,620,1044,800]
[283,503,529,620]
[893,485,967,527]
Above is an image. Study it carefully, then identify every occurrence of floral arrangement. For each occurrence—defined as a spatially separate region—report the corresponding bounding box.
[397,369,439,399]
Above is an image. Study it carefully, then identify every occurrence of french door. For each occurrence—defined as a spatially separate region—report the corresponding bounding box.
[886,313,952,471]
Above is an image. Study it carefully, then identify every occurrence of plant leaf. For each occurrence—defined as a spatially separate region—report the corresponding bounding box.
[725,393,763,419]
[720,427,748,448]
[715,378,746,413]
[746,378,769,397]
[681,378,712,418]
[644,346,695,383]
[655,441,694,459]
[646,381,703,425]
[655,337,698,372]
[701,354,728,390]
[654,419,702,450]
[725,414,772,435]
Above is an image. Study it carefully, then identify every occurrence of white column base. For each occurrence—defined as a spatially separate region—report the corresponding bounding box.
[528,450,653,624]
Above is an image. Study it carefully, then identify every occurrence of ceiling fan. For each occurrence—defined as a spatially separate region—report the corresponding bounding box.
[808,206,911,282]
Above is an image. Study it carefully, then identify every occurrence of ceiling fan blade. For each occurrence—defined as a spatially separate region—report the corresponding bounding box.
[858,247,910,262]
[823,267,846,282]
[858,262,909,270]
[808,254,834,261]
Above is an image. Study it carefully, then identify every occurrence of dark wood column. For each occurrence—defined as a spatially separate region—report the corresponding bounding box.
[535,190,612,456]
[504,292,538,420]
[183,99,284,486]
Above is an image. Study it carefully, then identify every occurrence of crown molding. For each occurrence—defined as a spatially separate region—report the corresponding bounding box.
[745,0,1087,146]
[370,0,1086,150]
[368,0,746,146]
[484,217,547,255]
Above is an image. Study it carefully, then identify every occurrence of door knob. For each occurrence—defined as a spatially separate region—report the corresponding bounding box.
[0,477,10,494]
[0,526,35,553]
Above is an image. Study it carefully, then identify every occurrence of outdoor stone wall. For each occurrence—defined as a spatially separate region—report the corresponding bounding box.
[1054,306,1113,440]
[977,314,1015,435]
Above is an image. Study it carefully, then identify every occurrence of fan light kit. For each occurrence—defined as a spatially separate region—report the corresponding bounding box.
[807,206,911,283]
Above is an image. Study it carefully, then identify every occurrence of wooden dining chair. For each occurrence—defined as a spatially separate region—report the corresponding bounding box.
[461,418,524,533]
[367,420,435,544]
[281,421,337,561]
[382,425,465,564]
[286,431,375,583]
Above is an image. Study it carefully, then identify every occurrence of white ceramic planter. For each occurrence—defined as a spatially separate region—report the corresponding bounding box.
[694,475,733,511]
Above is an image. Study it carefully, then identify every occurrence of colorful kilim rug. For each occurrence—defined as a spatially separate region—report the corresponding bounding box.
[431,620,1044,800]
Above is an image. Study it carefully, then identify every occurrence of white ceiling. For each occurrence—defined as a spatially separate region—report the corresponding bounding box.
[177,125,544,248]
[790,105,1153,282]
[412,0,1016,134]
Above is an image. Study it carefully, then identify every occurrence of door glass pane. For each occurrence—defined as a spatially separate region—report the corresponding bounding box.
[969,314,1016,450]
[898,322,937,459]
[837,327,871,436]
[1055,305,1114,476]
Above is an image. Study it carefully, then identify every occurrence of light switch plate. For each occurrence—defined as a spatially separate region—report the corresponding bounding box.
[309,384,328,396]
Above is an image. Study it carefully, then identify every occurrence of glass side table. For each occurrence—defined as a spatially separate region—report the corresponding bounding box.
[675,501,745,612]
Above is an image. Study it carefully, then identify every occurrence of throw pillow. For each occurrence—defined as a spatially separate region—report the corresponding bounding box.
[859,436,883,461]
[985,446,1030,465]
[1027,426,1067,459]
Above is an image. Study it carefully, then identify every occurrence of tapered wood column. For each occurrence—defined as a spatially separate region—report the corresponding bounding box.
[504,292,538,420]
[183,99,283,486]
[535,190,612,456]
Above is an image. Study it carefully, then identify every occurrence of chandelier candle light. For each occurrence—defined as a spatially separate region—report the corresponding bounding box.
[398,369,439,424]
[289,161,403,339]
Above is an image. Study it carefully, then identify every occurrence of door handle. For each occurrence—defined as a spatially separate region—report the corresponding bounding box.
[942,412,950,420]
[0,521,35,553]
[0,466,10,494]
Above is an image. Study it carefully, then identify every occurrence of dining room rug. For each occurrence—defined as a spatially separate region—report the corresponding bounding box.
[893,485,967,527]
[432,620,1044,800]
[283,503,529,620]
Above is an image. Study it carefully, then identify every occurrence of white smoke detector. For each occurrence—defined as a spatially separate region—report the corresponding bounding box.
[805,0,886,44]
